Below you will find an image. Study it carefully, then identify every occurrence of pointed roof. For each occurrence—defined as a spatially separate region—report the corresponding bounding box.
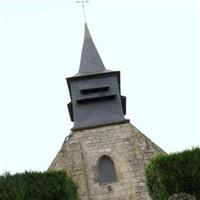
[74,23,111,76]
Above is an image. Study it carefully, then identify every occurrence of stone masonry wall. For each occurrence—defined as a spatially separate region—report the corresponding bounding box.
[49,122,165,200]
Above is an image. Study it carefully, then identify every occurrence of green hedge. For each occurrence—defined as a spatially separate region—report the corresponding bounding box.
[145,147,200,200]
[0,171,78,200]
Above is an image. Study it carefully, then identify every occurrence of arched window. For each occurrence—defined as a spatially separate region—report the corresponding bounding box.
[98,156,117,184]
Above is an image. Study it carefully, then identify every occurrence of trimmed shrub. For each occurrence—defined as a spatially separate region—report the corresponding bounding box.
[0,171,78,200]
[145,147,200,200]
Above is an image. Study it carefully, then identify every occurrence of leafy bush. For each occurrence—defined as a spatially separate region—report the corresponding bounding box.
[145,147,200,200]
[0,171,78,200]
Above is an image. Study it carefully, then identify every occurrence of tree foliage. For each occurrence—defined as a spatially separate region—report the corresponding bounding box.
[145,147,200,200]
[0,171,78,200]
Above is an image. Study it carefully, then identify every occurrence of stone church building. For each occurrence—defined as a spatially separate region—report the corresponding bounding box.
[49,23,165,200]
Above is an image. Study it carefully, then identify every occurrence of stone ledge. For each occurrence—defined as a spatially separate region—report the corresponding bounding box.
[169,193,196,200]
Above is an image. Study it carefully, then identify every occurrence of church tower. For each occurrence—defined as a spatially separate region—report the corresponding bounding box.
[49,23,165,200]
[67,23,127,130]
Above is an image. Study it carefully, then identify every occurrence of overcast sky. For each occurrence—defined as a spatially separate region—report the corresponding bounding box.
[0,0,199,174]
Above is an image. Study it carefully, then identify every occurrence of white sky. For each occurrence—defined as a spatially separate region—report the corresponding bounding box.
[0,0,199,174]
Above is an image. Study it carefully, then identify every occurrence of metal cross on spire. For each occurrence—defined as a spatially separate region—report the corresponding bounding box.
[76,0,89,23]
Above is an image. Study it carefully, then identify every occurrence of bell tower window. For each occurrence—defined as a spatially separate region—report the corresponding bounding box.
[98,156,117,184]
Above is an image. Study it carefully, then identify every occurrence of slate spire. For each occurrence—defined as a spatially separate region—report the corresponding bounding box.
[78,23,105,74]
[67,23,127,129]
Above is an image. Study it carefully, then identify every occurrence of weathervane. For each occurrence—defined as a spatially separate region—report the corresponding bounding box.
[76,0,89,23]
